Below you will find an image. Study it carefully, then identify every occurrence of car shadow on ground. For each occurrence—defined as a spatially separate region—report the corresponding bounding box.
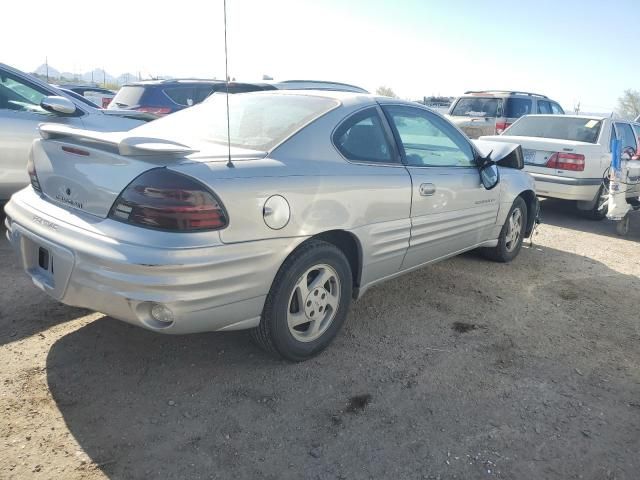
[539,198,640,241]
[45,243,640,480]
[0,225,90,347]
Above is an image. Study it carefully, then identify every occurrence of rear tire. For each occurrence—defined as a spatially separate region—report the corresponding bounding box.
[482,197,527,263]
[578,185,608,220]
[250,240,353,362]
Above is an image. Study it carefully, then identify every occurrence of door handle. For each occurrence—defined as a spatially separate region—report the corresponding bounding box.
[419,183,436,196]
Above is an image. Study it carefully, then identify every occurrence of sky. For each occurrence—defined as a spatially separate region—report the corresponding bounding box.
[2,0,638,112]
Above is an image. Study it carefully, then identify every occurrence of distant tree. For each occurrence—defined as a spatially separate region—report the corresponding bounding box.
[376,86,398,98]
[616,89,640,120]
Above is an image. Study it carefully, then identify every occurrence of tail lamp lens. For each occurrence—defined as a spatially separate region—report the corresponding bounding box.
[545,152,585,171]
[495,121,511,134]
[27,156,42,194]
[134,106,172,115]
[108,168,228,231]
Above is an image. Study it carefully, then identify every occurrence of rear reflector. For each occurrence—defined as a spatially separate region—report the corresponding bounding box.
[27,156,42,194]
[109,168,228,232]
[495,121,511,134]
[545,152,585,171]
[134,106,172,115]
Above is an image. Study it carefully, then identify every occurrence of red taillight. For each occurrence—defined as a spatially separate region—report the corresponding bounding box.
[102,98,112,108]
[27,156,42,194]
[134,106,172,115]
[495,121,511,134]
[545,152,585,171]
[108,168,228,231]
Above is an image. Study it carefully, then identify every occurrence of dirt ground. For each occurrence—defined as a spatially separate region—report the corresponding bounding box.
[1,200,639,480]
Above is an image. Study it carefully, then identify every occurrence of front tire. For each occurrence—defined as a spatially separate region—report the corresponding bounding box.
[482,197,527,263]
[251,240,353,361]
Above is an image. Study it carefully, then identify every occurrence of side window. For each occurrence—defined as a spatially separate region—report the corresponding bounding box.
[505,98,532,118]
[163,86,197,106]
[194,86,215,103]
[0,72,49,113]
[614,122,638,151]
[333,108,395,163]
[537,100,552,114]
[550,102,564,114]
[383,105,475,167]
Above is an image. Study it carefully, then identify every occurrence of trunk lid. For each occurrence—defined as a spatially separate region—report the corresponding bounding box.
[32,124,265,218]
[479,134,605,176]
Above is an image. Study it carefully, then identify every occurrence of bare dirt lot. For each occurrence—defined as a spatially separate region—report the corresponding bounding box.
[1,200,639,480]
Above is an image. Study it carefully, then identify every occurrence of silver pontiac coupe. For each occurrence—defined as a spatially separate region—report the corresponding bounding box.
[5,91,537,361]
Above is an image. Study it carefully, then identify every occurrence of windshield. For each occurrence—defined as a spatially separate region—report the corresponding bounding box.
[504,116,602,144]
[59,88,99,108]
[450,97,501,117]
[139,93,340,151]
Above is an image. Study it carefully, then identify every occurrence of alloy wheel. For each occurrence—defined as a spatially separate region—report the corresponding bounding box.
[287,264,341,342]
[505,207,523,252]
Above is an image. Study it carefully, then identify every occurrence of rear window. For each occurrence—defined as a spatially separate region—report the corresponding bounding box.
[504,98,532,118]
[110,86,145,107]
[504,116,602,144]
[450,97,501,117]
[141,93,340,151]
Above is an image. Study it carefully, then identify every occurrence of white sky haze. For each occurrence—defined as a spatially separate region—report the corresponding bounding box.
[3,0,638,112]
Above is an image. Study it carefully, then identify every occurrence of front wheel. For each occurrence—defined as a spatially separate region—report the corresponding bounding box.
[251,240,353,361]
[482,197,527,263]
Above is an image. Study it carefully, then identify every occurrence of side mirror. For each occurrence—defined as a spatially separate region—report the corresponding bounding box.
[479,162,500,190]
[40,96,77,115]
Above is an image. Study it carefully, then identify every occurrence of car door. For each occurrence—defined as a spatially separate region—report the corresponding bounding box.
[381,104,500,268]
[332,106,413,284]
[0,68,84,199]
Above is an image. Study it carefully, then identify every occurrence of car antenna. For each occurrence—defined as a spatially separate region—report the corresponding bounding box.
[223,0,234,168]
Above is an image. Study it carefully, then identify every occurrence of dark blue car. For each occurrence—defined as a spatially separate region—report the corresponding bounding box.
[108,79,275,116]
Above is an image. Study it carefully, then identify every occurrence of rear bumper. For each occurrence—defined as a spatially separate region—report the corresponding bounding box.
[529,173,602,201]
[4,189,304,334]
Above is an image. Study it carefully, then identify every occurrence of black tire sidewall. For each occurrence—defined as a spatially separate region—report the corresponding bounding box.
[266,243,352,361]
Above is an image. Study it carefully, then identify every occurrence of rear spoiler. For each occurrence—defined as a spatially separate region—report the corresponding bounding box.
[39,124,198,157]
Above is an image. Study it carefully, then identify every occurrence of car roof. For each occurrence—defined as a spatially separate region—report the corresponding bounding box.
[273,80,369,93]
[223,89,425,110]
[522,114,608,121]
[462,90,549,99]
[123,78,226,86]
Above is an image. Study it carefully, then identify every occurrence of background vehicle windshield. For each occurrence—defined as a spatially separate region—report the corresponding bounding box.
[504,116,602,143]
[144,93,339,151]
[450,97,500,117]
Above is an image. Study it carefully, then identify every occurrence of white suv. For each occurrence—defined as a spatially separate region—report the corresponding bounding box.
[447,90,564,139]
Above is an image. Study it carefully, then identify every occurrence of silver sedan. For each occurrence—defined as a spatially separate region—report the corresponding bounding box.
[4,91,537,361]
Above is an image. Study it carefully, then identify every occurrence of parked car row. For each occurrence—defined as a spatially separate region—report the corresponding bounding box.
[3,86,537,360]
[2,61,637,361]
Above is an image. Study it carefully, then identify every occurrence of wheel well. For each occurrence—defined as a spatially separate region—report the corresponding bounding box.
[310,230,362,297]
[519,190,537,236]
